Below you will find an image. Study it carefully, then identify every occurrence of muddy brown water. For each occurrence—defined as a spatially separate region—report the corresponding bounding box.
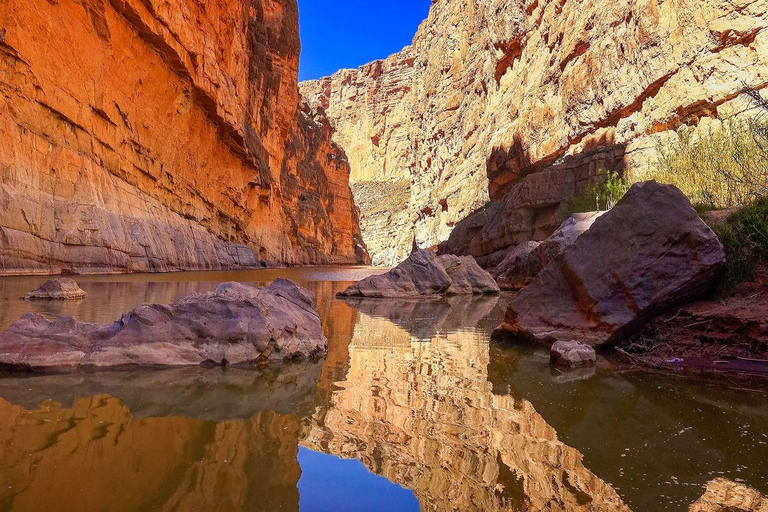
[0,268,765,511]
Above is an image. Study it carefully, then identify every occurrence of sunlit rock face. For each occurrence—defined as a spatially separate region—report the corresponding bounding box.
[0,0,368,274]
[0,396,302,511]
[302,310,630,511]
[690,478,768,511]
[301,0,768,265]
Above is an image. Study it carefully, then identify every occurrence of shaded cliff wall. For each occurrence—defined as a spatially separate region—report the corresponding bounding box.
[301,0,768,265]
[0,0,368,275]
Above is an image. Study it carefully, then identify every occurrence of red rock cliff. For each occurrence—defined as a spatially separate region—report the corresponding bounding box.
[0,0,369,274]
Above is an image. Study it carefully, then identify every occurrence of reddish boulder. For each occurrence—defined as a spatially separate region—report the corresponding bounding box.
[438,255,501,295]
[0,279,327,371]
[495,182,726,347]
[495,212,604,290]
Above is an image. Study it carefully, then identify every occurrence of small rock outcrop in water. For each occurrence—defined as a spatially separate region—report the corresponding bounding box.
[492,211,605,290]
[21,279,87,300]
[0,279,327,371]
[550,341,597,368]
[495,182,726,347]
[338,250,499,298]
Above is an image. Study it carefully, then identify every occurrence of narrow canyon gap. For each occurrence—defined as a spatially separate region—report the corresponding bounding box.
[301,0,768,266]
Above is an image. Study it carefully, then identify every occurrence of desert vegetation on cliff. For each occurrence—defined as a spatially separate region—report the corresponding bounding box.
[564,172,631,217]
[647,90,768,211]
[711,198,768,290]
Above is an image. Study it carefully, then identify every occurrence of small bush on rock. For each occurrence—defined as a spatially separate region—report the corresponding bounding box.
[565,172,630,217]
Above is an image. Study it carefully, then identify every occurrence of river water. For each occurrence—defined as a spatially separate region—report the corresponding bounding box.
[0,268,766,511]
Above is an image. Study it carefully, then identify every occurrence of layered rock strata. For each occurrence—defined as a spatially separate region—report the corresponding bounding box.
[495,182,727,347]
[0,0,368,275]
[301,0,768,265]
[0,279,327,370]
[690,479,768,512]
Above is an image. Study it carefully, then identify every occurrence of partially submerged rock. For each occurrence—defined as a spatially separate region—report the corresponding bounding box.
[338,249,499,298]
[21,279,87,300]
[550,341,597,368]
[495,182,726,347]
[0,279,327,371]
[495,212,604,290]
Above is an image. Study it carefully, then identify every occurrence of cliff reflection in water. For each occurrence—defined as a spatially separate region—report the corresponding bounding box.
[306,296,630,511]
[0,289,629,511]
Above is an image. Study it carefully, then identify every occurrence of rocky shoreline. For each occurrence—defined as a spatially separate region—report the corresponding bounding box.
[0,279,327,372]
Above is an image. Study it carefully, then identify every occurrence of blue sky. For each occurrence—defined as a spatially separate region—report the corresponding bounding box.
[298,0,432,82]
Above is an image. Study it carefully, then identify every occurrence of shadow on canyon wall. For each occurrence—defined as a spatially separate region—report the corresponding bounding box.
[440,141,627,261]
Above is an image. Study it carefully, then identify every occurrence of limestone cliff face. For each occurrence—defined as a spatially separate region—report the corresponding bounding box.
[0,0,368,275]
[301,0,768,265]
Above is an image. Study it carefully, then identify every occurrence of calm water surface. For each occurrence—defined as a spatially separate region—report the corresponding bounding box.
[0,268,766,511]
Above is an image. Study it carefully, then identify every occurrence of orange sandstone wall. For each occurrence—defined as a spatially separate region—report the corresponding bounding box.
[0,0,368,274]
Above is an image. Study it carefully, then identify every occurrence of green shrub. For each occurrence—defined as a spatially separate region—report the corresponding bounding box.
[646,117,768,210]
[565,172,630,217]
[712,197,768,290]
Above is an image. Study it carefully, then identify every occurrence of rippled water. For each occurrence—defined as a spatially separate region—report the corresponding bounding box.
[0,269,766,511]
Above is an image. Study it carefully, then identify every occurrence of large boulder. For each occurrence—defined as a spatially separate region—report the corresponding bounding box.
[338,250,499,298]
[494,212,604,290]
[0,279,327,371]
[494,182,726,347]
[21,278,87,300]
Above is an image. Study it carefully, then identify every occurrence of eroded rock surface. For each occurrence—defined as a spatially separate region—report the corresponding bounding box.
[690,478,768,512]
[495,182,726,347]
[0,0,368,274]
[338,249,499,298]
[0,279,327,370]
[21,279,87,300]
[301,0,767,265]
[493,211,604,290]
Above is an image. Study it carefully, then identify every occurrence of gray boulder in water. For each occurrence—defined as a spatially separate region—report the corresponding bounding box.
[21,278,87,300]
[0,279,327,371]
[550,341,596,368]
[338,249,499,298]
[495,181,726,347]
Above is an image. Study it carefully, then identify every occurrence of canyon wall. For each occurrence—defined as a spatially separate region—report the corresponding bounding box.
[301,0,768,265]
[0,0,368,275]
